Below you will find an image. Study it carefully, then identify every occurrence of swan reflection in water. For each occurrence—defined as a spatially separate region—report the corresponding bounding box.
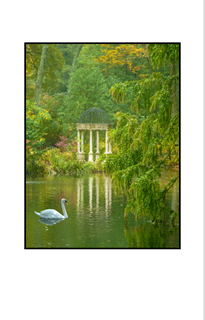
[39,218,64,226]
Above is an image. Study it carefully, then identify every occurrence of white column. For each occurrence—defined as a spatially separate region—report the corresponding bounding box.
[81,131,84,153]
[90,130,92,153]
[96,131,99,153]
[96,130,100,160]
[77,130,80,153]
[105,130,108,154]
[109,142,112,154]
[89,130,93,162]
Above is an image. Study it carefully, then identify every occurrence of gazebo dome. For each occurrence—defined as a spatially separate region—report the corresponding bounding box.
[78,107,111,124]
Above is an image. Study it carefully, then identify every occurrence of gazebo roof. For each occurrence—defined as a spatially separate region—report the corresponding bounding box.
[78,108,111,124]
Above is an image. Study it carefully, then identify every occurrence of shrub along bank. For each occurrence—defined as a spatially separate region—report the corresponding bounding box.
[26,147,104,176]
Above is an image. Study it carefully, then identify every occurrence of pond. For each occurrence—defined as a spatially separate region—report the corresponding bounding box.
[26,171,179,249]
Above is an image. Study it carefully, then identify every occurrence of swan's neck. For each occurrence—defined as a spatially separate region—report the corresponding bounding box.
[61,201,68,218]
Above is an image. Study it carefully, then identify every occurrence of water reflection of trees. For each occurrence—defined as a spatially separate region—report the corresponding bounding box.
[160,170,179,214]
[124,220,179,248]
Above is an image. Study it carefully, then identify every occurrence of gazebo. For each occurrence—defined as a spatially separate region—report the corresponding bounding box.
[76,107,112,162]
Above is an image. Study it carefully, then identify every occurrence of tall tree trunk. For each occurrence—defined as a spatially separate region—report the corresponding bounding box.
[67,44,83,95]
[169,59,178,118]
[34,44,49,106]
[142,44,153,74]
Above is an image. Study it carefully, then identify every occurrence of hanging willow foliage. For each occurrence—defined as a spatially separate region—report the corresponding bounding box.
[104,46,179,223]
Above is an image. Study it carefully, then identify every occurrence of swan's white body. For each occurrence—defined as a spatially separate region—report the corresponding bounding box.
[34,198,68,219]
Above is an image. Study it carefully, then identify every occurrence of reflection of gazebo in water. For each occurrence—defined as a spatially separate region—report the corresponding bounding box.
[76,107,113,162]
[77,175,112,215]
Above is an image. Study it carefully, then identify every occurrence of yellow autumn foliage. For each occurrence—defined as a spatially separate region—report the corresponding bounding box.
[95,44,147,75]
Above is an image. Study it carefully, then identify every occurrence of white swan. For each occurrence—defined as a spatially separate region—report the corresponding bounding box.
[34,198,68,219]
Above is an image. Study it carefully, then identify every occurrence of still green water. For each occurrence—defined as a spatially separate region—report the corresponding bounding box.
[26,172,179,248]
